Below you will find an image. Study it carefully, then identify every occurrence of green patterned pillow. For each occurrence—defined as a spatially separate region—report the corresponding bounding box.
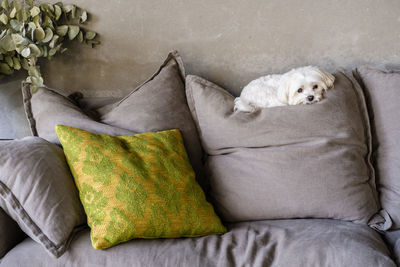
[55,125,226,249]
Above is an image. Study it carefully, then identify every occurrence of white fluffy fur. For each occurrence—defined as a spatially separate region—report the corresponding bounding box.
[234,66,335,112]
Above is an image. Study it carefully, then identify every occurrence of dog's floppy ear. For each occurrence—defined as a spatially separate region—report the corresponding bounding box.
[315,68,335,89]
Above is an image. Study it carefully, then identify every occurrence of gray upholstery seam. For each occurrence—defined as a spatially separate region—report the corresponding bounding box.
[21,82,38,137]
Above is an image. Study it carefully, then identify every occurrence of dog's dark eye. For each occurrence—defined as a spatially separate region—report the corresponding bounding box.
[313,85,318,90]
[297,88,303,93]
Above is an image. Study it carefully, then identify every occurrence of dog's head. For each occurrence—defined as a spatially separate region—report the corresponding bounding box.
[277,66,335,105]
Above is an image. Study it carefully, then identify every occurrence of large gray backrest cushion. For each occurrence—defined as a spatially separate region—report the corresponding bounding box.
[354,66,400,230]
[22,51,207,189]
[186,71,389,229]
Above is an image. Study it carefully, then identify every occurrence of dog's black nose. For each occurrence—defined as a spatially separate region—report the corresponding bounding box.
[307,95,314,102]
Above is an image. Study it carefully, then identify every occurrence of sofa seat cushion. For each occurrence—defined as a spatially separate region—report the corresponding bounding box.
[1,219,395,267]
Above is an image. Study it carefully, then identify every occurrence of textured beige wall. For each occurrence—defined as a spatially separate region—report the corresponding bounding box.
[1,0,400,137]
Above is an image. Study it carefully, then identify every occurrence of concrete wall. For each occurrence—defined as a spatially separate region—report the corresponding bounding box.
[1,0,400,138]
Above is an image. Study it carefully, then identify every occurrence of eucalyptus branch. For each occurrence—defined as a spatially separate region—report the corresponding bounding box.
[0,0,98,91]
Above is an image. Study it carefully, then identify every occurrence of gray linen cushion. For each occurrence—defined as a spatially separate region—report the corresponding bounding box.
[0,137,86,258]
[0,219,395,267]
[353,66,400,230]
[0,208,25,258]
[22,51,206,188]
[185,71,388,228]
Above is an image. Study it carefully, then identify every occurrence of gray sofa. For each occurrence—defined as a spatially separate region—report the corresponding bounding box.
[0,53,400,267]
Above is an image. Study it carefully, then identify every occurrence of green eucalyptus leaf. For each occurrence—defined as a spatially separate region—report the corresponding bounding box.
[56,25,68,36]
[33,14,40,26]
[34,27,45,41]
[42,27,53,43]
[31,86,39,93]
[48,46,58,56]
[21,47,30,57]
[68,25,79,40]
[28,64,40,77]
[9,19,20,31]
[42,45,47,57]
[29,43,41,56]
[28,65,44,91]
[0,13,9,25]
[5,55,13,67]
[31,76,43,86]
[11,33,28,45]
[15,9,22,21]
[48,48,55,56]
[1,33,15,51]
[1,0,9,11]
[42,15,53,28]
[77,30,83,43]
[53,4,61,20]
[9,7,17,18]
[12,56,21,70]
[40,4,54,15]
[85,31,96,40]
[28,21,36,30]
[12,1,21,11]
[79,10,87,23]
[21,57,28,69]
[49,34,59,48]
[0,63,13,74]
[9,19,22,31]
[30,6,40,17]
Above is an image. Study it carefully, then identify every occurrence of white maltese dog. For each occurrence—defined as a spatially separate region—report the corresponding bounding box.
[234,66,335,112]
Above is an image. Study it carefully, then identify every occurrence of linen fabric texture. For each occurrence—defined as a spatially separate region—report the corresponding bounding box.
[55,125,226,250]
[0,137,86,258]
[353,66,400,230]
[22,51,206,189]
[185,71,388,229]
[0,219,395,267]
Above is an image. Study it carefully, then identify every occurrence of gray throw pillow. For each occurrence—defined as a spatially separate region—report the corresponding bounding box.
[0,137,86,258]
[22,51,206,188]
[185,71,389,229]
[353,66,400,230]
